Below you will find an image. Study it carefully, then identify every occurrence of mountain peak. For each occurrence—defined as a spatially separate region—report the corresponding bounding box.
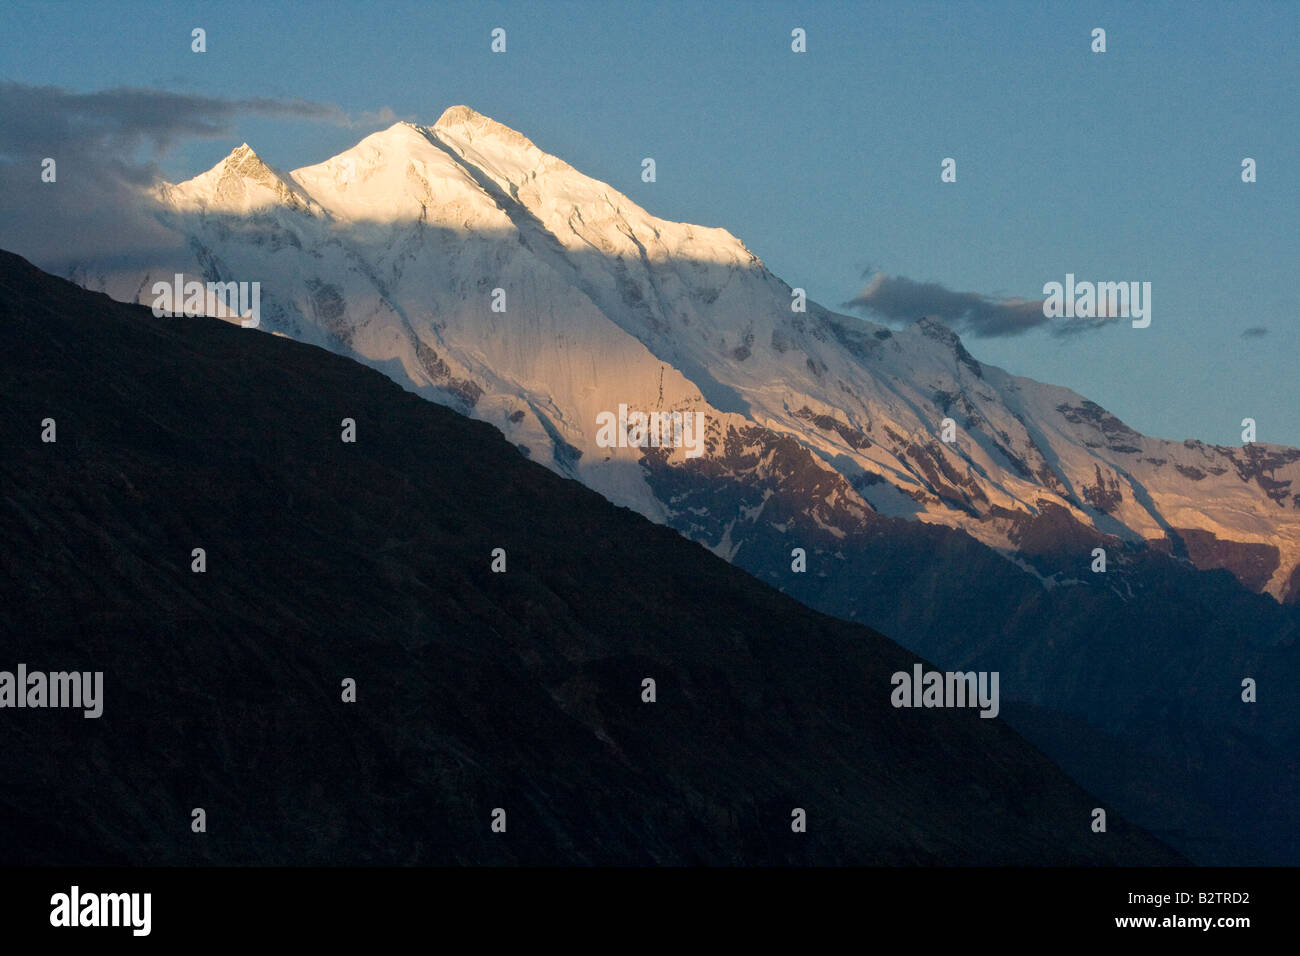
[162,141,319,216]
[914,317,983,377]
[218,142,271,174]
[371,120,430,141]
[432,105,538,154]
[914,315,965,347]
[183,141,274,182]
[434,105,490,128]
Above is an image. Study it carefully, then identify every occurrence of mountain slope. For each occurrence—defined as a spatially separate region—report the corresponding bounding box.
[76,107,1300,604]
[47,108,1300,864]
[0,249,1180,865]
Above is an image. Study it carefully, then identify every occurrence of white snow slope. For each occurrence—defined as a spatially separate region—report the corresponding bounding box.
[72,106,1300,601]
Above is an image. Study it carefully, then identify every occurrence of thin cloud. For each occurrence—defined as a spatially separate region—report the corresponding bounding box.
[0,82,345,268]
[844,272,1048,338]
[348,106,413,128]
[0,82,343,157]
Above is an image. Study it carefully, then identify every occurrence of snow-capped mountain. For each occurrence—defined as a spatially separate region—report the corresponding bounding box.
[46,106,1300,865]
[78,106,1300,603]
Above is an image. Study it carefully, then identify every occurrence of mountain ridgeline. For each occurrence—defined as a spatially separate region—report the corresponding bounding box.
[0,250,1179,865]
[75,106,1300,606]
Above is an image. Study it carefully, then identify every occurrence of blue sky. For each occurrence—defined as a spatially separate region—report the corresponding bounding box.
[2,0,1296,446]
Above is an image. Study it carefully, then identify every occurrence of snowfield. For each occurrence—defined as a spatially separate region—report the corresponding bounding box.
[72,106,1300,602]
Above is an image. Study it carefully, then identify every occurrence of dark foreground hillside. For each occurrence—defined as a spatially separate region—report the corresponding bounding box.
[0,250,1179,865]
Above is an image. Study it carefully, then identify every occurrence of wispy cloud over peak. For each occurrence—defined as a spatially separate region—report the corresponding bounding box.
[844,271,1124,339]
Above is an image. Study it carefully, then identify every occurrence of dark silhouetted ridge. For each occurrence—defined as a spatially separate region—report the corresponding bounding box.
[0,250,1180,865]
